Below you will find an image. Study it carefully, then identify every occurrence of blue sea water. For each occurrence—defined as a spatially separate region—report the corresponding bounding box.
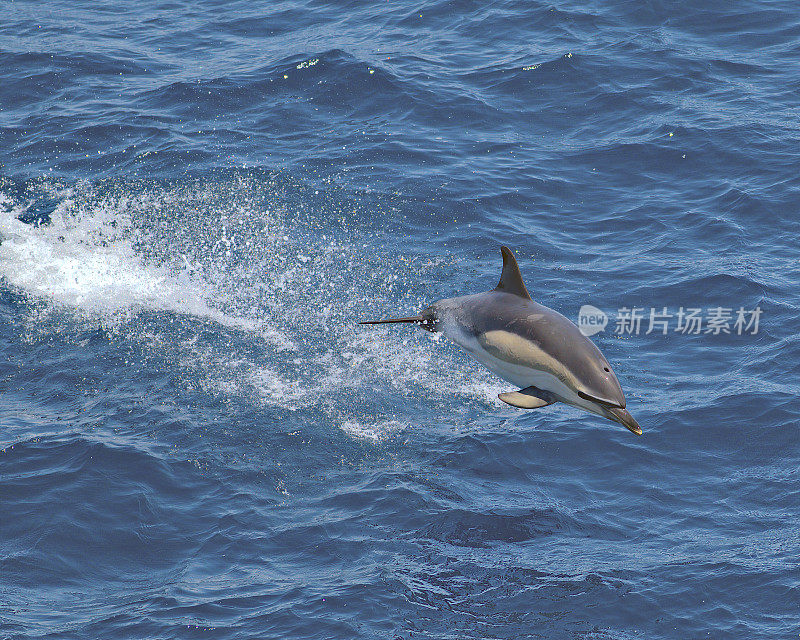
[1,0,799,638]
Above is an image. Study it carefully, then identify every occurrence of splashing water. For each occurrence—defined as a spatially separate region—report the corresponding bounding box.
[0,178,506,439]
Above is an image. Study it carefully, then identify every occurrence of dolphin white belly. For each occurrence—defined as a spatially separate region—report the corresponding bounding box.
[440,318,592,411]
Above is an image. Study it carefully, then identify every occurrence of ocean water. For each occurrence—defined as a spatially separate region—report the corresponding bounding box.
[1,1,798,638]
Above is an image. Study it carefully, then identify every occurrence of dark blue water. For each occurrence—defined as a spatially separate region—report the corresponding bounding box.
[2,1,799,638]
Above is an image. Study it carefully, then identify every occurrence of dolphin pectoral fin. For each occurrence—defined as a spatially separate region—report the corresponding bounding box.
[498,386,556,409]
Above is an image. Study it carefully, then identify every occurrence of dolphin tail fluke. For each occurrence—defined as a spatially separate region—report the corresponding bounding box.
[358,316,423,326]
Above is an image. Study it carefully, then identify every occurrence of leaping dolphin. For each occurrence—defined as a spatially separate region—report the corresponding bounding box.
[360,246,642,435]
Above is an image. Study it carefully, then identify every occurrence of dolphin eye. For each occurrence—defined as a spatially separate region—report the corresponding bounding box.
[603,367,610,372]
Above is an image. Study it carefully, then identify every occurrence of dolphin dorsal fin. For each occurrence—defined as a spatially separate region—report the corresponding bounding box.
[494,246,531,300]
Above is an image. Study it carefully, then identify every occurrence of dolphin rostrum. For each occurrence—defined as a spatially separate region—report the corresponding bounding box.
[360,246,642,435]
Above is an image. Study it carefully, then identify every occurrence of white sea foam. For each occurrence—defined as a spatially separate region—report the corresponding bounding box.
[339,419,407,442]
[0,181,507,436]
[0,190,261,333]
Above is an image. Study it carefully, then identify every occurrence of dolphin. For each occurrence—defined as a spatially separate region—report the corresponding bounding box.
[360,246,642,435]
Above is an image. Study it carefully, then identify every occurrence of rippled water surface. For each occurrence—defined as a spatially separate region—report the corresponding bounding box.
[1,1,799,638]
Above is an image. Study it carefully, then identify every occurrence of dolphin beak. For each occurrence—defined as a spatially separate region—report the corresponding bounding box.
[606,407,643,436]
